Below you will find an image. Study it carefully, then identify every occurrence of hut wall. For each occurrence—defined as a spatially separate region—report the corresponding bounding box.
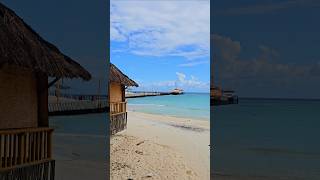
[0,67,38,129]
[110,82,124,102]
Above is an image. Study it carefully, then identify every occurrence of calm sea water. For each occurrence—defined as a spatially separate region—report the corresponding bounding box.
[213,98,320,180]
[49,113,107,135]
[49,114,107,165]
[127,93,210,120]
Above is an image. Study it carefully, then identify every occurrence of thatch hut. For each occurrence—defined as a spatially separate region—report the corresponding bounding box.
[109,63,138,135]
[0,2,91,179]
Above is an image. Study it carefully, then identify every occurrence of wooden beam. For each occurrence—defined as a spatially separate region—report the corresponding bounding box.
[48,77,60,88]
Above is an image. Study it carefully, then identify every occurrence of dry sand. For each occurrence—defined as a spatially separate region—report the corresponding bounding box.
[111,111,210,180]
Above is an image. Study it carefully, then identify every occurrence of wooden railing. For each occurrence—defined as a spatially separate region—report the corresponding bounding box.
[0,128,53,171]
[110,101,127,115]
[49,100,108,112]
[48,92,107,101]
[110,101,127,135]
[0,160,55,180]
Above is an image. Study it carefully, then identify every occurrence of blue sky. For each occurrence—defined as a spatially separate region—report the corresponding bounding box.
[111,0,210,93]
[213,0,320,98]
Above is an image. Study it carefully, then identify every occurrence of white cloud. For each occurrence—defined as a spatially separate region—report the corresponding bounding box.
[175,73,209,89]
[152,80,176,87]
[213,34,320,90]
[152,72,208,90]
[176,72,186,82]
[132,72,209,92]
[111,0,210,59]
[179,60,209,67]
[111,26,126,41]
[213,34,241,61]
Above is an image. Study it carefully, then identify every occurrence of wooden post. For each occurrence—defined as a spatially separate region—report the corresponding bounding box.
[98,78,101,108]
[37,73,49,127]
[122,85,125,102]
[56,79,61,103]
[48,130,52,159]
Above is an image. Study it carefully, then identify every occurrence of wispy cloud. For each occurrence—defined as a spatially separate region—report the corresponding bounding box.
[175,72,209,89]
[134,72,209,91]
[216,0,320,16]
[179,60,209,67]
[111,0,210,59]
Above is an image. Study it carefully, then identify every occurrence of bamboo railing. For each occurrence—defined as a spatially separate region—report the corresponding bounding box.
[110,101,127,115]
[0,128,53,171]
[110,101,127,135]
[0,160,55,180]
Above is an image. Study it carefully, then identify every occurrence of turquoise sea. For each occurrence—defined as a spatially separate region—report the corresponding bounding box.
[127,93,210,120]
[213,98,320,180]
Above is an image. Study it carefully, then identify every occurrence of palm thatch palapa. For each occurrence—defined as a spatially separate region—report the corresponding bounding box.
[109,63,138,135]
[110,63,138,87]
[0,2,91,179]
[0,3,91,81]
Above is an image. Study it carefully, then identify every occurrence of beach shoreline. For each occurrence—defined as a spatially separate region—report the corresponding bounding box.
[111,111,210,180]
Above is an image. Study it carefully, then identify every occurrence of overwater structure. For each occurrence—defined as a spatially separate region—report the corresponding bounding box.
[210,86,238,105]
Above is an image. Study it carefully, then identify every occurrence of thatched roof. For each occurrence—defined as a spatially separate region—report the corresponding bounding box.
[110,63,138,87]
[0,2,91,80]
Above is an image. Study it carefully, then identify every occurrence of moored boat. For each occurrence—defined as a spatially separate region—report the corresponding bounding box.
[171,88,184,95]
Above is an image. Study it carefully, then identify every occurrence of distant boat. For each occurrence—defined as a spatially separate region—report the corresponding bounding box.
[171,88,184,95]
[210,86,238,105]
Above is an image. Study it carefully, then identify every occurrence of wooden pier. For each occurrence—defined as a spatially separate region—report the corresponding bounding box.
[210,95,239,106]
[47,90,179,116]
[48,94,108,116]
[125,91,172,98]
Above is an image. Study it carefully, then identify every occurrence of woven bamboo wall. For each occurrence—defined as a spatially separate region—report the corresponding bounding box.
[110,82,123,102]
[0,67,38,129]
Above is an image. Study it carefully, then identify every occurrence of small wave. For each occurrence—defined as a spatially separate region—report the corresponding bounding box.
[168,123,207,132]
[128,103,166,107]
[187,107,207,111]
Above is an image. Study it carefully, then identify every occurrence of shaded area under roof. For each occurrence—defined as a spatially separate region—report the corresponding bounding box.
[0,2,91,80]
[110,63,138,87]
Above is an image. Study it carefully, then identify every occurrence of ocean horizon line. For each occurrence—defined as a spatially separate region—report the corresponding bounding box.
[239,97,320,101]
[128,90,209,94]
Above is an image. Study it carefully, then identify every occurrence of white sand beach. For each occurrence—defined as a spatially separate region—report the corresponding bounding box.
[111,111,210,180]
